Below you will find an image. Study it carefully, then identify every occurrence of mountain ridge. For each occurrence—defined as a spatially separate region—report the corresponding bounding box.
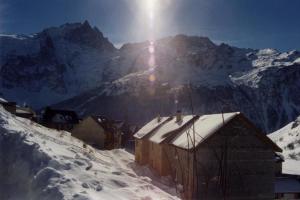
[1,21,300,132]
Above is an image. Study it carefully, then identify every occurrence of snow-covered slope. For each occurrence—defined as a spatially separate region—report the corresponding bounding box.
[0,106,179,200]
[269,116,300,175]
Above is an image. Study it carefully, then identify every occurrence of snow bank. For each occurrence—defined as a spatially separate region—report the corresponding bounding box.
[269,116,300,175]
[0,106,179,200]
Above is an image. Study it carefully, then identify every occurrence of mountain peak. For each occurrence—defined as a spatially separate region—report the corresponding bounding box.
[172,35,215,46]
[83,20,91,28]
[41,21,116,51]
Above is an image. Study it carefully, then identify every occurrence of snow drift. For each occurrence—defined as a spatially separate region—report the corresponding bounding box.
[269,116,300,175]
[0,106,178,200]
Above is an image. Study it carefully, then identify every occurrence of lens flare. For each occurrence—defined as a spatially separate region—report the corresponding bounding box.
[148,45,155,54]
[149,74,156,82]
[148,55,156,67]
[145,0,158,83]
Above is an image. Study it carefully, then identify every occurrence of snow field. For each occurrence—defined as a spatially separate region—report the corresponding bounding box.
[0,106,179,200]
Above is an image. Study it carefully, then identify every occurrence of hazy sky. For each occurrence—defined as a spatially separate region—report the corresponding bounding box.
[0,0,300,51]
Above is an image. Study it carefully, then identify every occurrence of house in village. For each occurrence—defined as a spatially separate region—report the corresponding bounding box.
[15,106,37,121]
[0,99,36,121]
[0,99,17,114]
[134,111,282,200]
[71,116,124,149]
[41,107,79,131]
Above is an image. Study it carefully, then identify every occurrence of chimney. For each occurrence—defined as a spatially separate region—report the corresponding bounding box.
[157,114,161,123]
[176,110,182,122]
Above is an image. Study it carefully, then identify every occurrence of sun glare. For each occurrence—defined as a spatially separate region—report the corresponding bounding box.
[143,0,158,82]
[133,0,175,83]
[146,0,157,13]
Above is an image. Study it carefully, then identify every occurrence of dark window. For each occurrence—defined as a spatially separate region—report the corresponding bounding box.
[275,193,284,199]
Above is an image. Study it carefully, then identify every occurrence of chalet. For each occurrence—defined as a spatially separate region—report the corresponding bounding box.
[0,99,16,114]
[16,106,37,121]
[135,113,198,175]
[41,107,79,131]
[71,116,123,149]
[134,111,282,200]
[0,99,36,121]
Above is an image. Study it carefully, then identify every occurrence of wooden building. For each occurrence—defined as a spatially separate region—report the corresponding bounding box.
[0,99,16,114]
[134,113,198,175]
[41,107,79,131]
[134,112,282,200]
[16,106,37,121]
[71,116,123,149]
[0,99,36,121]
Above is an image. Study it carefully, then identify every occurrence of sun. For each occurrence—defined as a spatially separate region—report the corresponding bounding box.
[145,0,158,23]
[145,0,157,12]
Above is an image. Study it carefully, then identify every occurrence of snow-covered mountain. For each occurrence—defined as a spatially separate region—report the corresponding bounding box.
[0,105,178,199]
[0,21,121,107]
[1,22,300,132]
[54,35,300,133]
[269,116,300,175]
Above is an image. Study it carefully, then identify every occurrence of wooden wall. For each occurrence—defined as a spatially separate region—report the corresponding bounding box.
[166,117,276,200]
[135,140,171,176]
[135,139,150,165]
[148,142,171,176]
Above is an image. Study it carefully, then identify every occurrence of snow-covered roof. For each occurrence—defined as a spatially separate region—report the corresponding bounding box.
[135,113,239,146]
[136,112,281,151]
[0,98,7,103]
[15,106,35,115]
[148,115,195,144]
[16,108,32,114]
[171,112,239,149]
[275,177,300,193]
[134,117,171,139]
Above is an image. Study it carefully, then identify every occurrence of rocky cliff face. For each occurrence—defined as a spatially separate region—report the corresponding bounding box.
[1,22,300,132]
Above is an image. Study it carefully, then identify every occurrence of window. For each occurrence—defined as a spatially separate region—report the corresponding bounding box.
[275,193,284,199]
